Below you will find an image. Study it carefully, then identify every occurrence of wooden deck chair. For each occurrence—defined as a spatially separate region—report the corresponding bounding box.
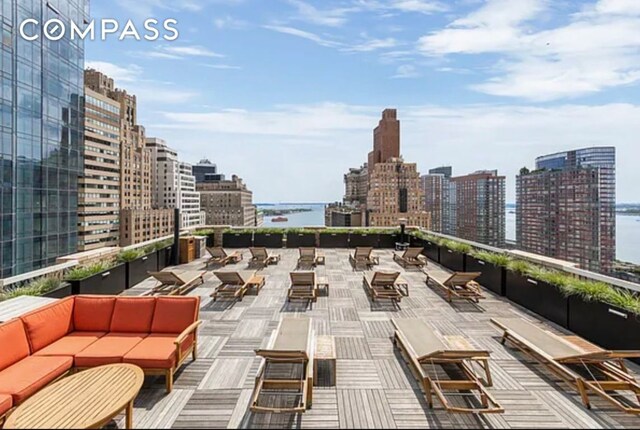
[206,247,242,267]
[250,247,281,269]
[297,247,319,269]
[289,271,318,302]
[211,271,259,301]
[146,271,205,296]
[492,318,640,415]
[392,319,503,414]
[363,272,403,303]
[393,247,426,269]
[349,247,375,271]
[427,272,485,303]
[251,317,315,414]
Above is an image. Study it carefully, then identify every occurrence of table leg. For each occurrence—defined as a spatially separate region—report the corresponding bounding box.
[126,400,134,429]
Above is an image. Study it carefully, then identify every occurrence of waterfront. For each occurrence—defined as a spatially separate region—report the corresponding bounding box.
[260,203,640,264]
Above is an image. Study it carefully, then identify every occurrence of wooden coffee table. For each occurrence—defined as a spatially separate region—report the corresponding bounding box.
[4,364,144,429]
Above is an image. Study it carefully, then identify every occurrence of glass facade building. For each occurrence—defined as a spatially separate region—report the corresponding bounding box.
[1,0,88,276]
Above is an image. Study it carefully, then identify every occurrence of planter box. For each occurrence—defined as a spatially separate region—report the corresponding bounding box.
[157,246,173,271]
[286,233,316,248]
[42,282,73,299]
[254,233,284,248]
[378,233,400,249]
[69,264,127,296]
[506,271,569,328]
[409,235,423,247]
[223,233,253,248]
[423,240,440,263]
[568,297,640,363]
[126,252,158,289]
[349,233,379,248]
[439,248,465,272]
[466,256,505,296]
[204,234,215,247]
[319,233,349,248]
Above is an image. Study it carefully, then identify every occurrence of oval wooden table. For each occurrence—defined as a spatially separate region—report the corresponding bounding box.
[4,364,144,429]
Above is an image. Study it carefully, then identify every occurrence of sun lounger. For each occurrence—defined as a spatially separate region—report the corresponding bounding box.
[393,247,426,269]
[297,247,323,268]
[363,272,403,304]
[211,271,264,301]
[146,271,205,296]
[206,247,242,267]
[427,272,485,303]
[250,247,281,269]
[349,247,376,271]
[289,271,319,303]
[492,318,640,415]
[392,318,503,414]
[250,317,315,414]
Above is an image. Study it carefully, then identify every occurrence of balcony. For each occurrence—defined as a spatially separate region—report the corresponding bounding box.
[0,230,639,428]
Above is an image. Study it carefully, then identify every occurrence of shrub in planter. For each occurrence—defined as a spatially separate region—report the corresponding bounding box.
[349,230,380,248]
[286,229,316,248]
[467,251,510,296]
[439,240,469,272]
[253,229,284,248]
[319,229,349,248]
[66,262,127,296]
[378,231,401,248]
[193,229,216,247]
[223,230,253,248]
[118,248,158,289]
[0,277,71,302]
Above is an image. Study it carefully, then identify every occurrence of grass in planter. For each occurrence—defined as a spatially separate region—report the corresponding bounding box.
[65,262,114,281]
[117,249,144,263]
[153,239,173,251]
[563,279,640,315]
[286,228,316,234]
[0,277,63,302]
[472,250,513,267]
[193,228,216,236]
[441,239,472,254]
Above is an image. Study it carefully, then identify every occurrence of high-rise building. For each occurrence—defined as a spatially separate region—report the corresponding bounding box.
[421,167,453,234]
[0,0,88,276]
[517,147,616,273]
[84,70,174,247]
[197,175,258,226]
[324,203,364,227]
[451,170,505,247]
[178,162,206,228]
[193,158,225,183]
[78,88,121,251]
[368,109,400,170]
[344,164,368,206]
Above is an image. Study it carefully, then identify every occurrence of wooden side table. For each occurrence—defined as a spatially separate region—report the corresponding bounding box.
[395,276,409,297]
[317,276,330,296]
[4,364,144,429]
[247,275,266,294]
[314,335,337,386]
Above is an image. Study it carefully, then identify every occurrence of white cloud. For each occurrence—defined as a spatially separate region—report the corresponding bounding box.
[392,64,420,78]
[141,45,225,60]
[85,61,143,83]
[114,0,244,17]
[286,0,354,27]
[213,15,248,30]
[263,25,342,48]
[417,0,640,101]
[355,0,447,15]
[344,37,398,52]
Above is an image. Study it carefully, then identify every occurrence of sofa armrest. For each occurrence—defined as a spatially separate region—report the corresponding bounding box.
[174,320,203,346]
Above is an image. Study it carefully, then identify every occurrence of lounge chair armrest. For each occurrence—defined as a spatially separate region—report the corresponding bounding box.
[609,351,640,359]
[174,320,203,346]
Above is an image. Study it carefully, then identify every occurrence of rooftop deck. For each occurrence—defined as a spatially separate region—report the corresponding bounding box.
[115,248,639,429]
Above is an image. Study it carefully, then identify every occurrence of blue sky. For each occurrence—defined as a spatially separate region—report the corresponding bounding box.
[86,0,640,203]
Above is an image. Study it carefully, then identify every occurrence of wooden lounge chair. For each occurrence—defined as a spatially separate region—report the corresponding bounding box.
[250,247,281,269]
[492,318,640,415]
[146,271,205,296]
[392,319,503,414]
[393,247,426,269]
[349,247,376,271]
[289,272,319,303]
[211,271,264,301]
[206,247,242,267]
[297,247,323,269]
[427,272,485,303]
[363,272,403,304]
[251,317,315,414]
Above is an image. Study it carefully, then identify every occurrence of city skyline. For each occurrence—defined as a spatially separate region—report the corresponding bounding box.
[85,0,640,203]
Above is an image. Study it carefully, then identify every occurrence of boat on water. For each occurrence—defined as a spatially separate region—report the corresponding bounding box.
[272,217,289,223]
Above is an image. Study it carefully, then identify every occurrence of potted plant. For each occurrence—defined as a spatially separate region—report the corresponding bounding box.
[119,247,158,290]
[222,229,253,248]
[505,261,569,328]
[439,240,469,272]
[66,261,126,296]
[286,228,316,248]
[319,228,349,248]
[349,229,380,248]
[253,228,284,248]
[466,251,509,296]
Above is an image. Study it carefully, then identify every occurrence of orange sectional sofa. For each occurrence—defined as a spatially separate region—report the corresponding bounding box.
[0,295,201,421]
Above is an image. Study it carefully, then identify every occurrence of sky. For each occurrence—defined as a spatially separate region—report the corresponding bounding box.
[85,0,640,203]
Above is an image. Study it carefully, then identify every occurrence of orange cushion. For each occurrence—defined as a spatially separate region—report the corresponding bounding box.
[0,356,72,404]
[34,332,106,357]
[123,333,194,369]
[110,298,156,333]
[0,320,30,372]
[74,333,146,368]
[73,296,116,332]
[151,297,200,334]
[0,393,11,416]
[20,297,74,353]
